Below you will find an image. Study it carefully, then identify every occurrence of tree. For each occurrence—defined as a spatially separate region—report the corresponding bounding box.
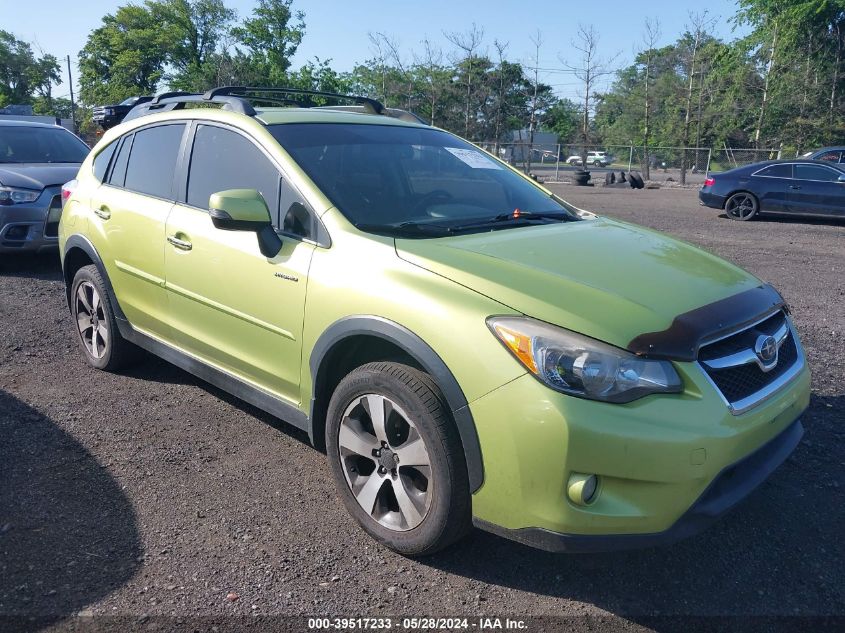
[78,4,170,105]
[562,24,617,168]
[637,19,661,179]
[152,0,235,91]
[444,23,485,138]
[0,31,60,108]
[233,0,305,86]
[542,99,580,143]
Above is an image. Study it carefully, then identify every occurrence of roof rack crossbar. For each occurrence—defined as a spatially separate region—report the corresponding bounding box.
[203,86,385,115]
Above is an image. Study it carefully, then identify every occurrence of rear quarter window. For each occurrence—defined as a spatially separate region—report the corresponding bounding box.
[93,140,118,182]
[756,164,792,178]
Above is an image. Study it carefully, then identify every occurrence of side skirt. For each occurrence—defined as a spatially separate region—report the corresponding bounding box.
[115,317,310,433]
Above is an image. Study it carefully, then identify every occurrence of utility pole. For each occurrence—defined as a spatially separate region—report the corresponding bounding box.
[66,55,77,132]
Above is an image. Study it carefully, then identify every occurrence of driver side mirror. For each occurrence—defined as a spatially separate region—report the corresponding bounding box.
[209,189,282,258]
[838,174,845,183]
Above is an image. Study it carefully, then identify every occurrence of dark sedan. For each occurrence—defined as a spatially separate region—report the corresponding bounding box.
[803,146,845,164]
[699,159,845,220]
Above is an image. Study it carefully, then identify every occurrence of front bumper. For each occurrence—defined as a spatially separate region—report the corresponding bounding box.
[475,417,803,552]
[468,358,810,551]
[0,187,61,254]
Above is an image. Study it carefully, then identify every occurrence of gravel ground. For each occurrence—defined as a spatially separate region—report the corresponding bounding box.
[0,187,842,633]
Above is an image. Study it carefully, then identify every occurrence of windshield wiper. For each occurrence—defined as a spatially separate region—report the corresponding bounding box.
[450,210,573,232]
[355,221,454,237]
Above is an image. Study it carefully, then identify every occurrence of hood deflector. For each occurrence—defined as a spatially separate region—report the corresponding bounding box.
[627,284,786,361]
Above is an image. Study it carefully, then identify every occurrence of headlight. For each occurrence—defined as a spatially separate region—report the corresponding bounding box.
[0,186,41,205]
[487,316,682,403]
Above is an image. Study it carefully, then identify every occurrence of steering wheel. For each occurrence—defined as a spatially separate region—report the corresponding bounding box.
[413,190,455,215]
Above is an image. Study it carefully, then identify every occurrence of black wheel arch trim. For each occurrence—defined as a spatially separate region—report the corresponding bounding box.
[63,234,127,320]
[310,315,485,493]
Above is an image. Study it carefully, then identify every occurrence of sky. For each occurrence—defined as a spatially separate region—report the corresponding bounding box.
[6,0,751,103]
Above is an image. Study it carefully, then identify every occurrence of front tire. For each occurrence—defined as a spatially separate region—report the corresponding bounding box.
[725,192,759,220]
[326,362,471,556]
[71,264,139,371]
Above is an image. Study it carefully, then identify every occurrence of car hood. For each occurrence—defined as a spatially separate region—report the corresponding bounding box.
[395,217,763,353]
[0,163,81,190]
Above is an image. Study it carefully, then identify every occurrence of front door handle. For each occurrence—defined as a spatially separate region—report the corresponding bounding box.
[167,235,192,251]
[94,206,111,220]
[788,185,802,190]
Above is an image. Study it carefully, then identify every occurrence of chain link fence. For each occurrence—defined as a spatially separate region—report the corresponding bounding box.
[479,142,782,186]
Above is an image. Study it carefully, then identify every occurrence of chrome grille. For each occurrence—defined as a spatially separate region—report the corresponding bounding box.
[697,310,804,415]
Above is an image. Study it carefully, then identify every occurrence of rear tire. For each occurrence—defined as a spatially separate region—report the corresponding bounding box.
[326,362,471,556]
[70,264,139,371]
[725,192,759,220]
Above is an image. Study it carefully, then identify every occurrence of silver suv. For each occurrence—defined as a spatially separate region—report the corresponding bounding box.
[567,151,613,167]
[0,120,88,254]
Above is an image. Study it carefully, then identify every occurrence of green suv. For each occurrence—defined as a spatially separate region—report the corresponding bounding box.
[60,88,810,556]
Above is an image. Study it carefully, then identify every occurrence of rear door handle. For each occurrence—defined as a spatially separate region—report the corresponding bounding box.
[788,185,801,190]
[94,206,111,220]
[167,235,192,251]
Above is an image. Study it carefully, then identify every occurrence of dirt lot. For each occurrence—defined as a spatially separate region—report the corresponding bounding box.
[1,187,843,632]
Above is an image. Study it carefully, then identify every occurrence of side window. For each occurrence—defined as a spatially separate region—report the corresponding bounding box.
[279,179,313,240]
[108,134,133,187]
[815,151,840,162]
[124,124,186,198]
[794,164,840,182]
[92,140,118,182]
[187,125,281,221]
[757,164,792,178]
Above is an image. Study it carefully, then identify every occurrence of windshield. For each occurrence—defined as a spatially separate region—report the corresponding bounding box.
[269,123,577,235]
[0,126,89,164]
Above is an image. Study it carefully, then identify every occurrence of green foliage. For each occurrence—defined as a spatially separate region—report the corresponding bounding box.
[232,0,305,86]
[78,4,170,105]
[0,30,61,107]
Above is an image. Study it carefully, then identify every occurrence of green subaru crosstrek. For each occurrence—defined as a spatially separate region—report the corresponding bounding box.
[60,88,810,556]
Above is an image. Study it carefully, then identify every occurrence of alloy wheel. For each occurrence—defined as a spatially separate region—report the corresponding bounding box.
[338,393,433,531]
[75,281,109,359]
[726,194,756,219]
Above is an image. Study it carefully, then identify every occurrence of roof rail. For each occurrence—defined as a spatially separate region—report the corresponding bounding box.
[123,93,256,122]
[204,86,386,115]
[121,86,423,125]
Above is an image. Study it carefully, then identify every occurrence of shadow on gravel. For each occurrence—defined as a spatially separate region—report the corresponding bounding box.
[0,390,142,632]
[122,355,312,446]
[0,252,63,281]
[426,394,844,625]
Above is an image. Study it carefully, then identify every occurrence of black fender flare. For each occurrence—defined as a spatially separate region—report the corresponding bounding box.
[62,234,128,322]
[310,316,485,493]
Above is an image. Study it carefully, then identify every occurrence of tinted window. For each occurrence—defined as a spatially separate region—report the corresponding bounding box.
[757,164,792,178]
[187,125,280,220]
[124,124,185,198]
[794,164,841,182]
[269,123,577,231]
[814,151,842,162]
[108,135,133,187]
[93,140,118,182]
[0,125,89,164]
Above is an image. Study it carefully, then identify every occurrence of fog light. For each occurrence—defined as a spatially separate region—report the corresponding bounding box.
[6,225,29,240]
[567,472,598,505]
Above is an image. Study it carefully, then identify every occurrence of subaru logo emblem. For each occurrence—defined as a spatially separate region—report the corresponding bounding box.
[754,334,778,365]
